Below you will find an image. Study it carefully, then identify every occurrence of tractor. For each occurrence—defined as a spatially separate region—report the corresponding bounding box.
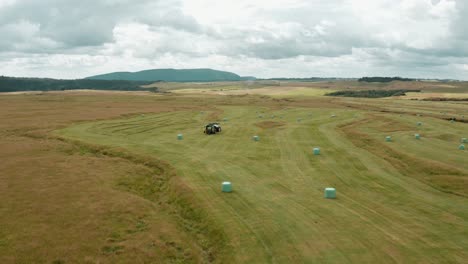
[204,123,222,135]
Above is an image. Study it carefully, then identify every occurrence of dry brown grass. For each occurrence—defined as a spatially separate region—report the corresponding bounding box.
[160,80,468,93]
[0,136,209,263]
[1,90,467,263]
[0,92,338,263]
[0,93,229,263]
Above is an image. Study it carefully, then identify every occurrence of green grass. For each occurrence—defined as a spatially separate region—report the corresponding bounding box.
[56,104,468,263]
[270,87,334,97]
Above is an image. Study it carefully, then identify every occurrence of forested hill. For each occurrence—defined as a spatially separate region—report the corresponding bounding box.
[86,68,248,82]
[0,76,152,92]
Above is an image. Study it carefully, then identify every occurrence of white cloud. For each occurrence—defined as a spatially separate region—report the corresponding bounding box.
[0,0,467,79]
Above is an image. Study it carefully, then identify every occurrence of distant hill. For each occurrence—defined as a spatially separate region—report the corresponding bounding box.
[86,68,250,82]
[240,76,257,81]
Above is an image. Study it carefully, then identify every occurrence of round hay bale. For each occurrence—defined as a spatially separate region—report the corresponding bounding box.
[222,182,232,192]
[324,187,336,199]
[415,134,420,139]
[385,136,392,142]
[459,144,465,150]
[177,134,183,140]
[313,147,320,155]
[253,135,260,142]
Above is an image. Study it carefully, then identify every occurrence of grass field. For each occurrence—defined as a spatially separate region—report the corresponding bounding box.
[1,86,467,263]
[161,79,468,100]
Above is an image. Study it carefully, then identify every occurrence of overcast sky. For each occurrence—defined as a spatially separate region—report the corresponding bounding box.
[0,0,467,79]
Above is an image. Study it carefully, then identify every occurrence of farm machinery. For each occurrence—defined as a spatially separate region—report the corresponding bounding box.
[204,123,221,135]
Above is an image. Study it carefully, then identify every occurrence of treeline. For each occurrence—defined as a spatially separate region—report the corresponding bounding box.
[422,97,468,102]
[0,76,154,93]
[358,77,415,82]
[326,89,419,98]
[263,77,352,82]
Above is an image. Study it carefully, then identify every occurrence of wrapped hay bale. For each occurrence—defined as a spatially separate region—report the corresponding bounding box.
[222,182,232,192]
[324,188,336,199]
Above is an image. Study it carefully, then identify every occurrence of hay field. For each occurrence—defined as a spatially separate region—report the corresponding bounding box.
[173,86,332,97]
[1,89,467,263]
[163,80,468,99]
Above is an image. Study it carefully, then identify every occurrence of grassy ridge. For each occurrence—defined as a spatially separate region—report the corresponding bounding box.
[57,103,468,263]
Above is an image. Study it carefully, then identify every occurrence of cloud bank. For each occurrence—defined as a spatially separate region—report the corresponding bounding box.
[0,0,467,79]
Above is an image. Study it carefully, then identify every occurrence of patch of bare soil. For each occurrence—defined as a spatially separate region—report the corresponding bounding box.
[255,121,286,129]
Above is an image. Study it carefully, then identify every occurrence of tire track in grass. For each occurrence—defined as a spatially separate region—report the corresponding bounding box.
[340,116,467,197]
[175,106,279,263]
[260,109,402,262]
[57,105,468,263]
[273,111,368,262]
[306,114,429,259]
[217,107,335,262]
[325,114,467,261]
[258,114,313,262]
[220,192,277,263]
[306,114,390,262]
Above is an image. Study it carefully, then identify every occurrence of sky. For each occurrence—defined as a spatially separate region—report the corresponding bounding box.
[0,0,467,79]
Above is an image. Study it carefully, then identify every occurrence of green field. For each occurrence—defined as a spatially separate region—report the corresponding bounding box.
[55,99,468,263]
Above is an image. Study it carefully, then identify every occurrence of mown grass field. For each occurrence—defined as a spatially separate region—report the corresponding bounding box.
[1,86,467,263]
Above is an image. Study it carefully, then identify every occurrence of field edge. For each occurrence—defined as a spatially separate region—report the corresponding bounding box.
[51,134,230,263]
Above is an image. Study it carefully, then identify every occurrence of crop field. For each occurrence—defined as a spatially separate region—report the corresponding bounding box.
[173,86,333,98]
[1,86,467,263]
